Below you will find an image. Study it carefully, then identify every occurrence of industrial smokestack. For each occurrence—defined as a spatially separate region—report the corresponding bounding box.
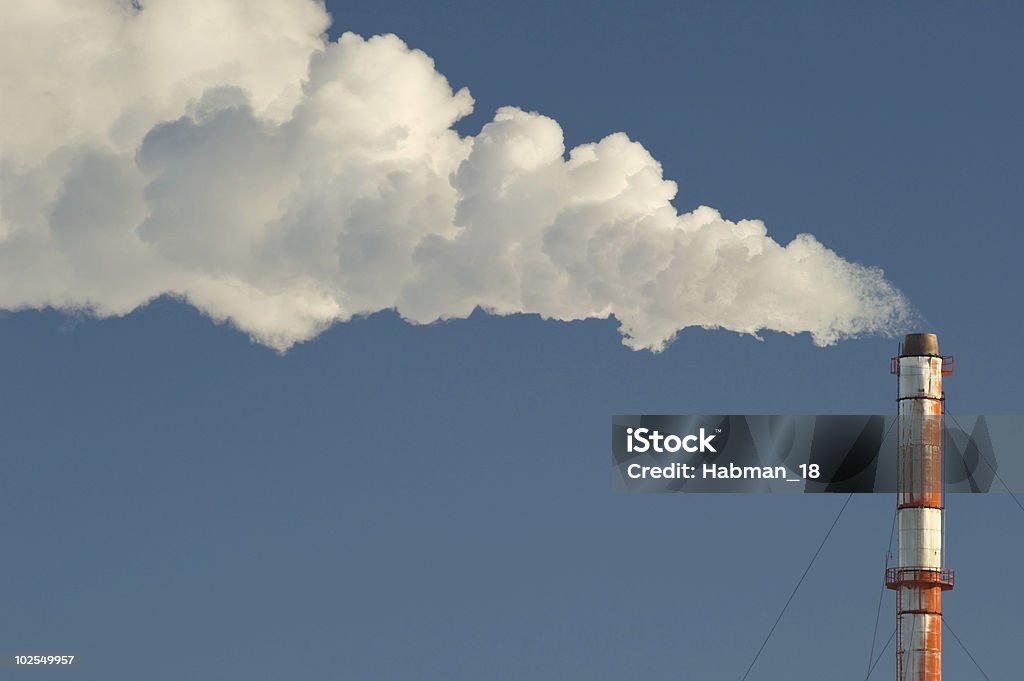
[886,333,954,681]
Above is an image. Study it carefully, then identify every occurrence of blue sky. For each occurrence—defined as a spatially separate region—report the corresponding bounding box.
[2,1,1023,679]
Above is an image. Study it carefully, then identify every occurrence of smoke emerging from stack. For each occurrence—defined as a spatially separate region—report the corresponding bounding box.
[0,0,914,351]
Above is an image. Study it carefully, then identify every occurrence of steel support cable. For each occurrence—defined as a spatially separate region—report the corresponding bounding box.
[940,409,1006,681]
[739,492,854,681]
[943,618,993,681]
[863,628,895,681]
[944,409,1024,516]
[865,416,900,677]
[865,508,897,678]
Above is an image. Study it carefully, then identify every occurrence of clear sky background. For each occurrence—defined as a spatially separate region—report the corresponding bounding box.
[2,1,1023,679]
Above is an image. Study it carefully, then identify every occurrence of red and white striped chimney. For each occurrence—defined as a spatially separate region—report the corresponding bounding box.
[886,333,954,681]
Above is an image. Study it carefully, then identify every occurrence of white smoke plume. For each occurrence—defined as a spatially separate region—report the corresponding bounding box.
[0,0,912,351]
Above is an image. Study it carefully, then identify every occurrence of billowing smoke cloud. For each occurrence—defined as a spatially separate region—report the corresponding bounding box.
[0,0,913,351]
